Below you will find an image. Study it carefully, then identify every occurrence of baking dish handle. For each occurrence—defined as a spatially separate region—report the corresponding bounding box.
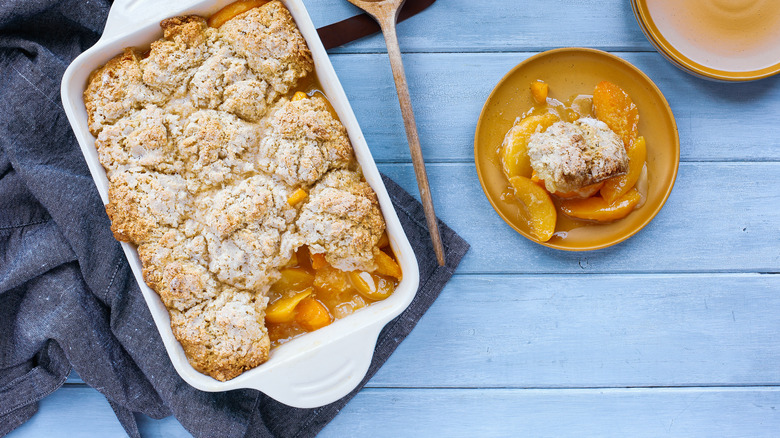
[100,0,205,42]
[256,325,384,408]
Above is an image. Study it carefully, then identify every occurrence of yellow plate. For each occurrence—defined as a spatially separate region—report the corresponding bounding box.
[474,48,679,251]
[632,0,780,81]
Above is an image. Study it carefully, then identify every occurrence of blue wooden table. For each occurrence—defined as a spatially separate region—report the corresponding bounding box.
[10,0,780,436]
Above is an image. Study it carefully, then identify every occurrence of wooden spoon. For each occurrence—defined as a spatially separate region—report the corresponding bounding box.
[346,0,446,266]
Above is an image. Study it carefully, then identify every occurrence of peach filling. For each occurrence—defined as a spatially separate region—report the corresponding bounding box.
[266,237,402,348]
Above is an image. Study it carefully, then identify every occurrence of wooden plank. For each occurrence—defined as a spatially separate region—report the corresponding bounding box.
[306,0,653,53]
[370,273,780,387]
[378,162,780,273]
[63,274,780,388]
[6,386,191,438]
[328,52,780,163]
[65,371,81,384]
[321,387,780,437]
[11,386,780,437]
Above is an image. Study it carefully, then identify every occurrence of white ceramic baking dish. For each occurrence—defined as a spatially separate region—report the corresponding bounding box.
[60,0,420,408]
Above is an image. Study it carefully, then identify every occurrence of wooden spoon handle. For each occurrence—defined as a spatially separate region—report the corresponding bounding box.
[378,17,446,266]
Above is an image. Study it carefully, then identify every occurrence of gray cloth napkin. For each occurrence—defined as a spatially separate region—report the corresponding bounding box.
[0,1,469,437]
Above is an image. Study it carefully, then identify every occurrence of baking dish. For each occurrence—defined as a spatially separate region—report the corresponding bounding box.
[60,0,420,408]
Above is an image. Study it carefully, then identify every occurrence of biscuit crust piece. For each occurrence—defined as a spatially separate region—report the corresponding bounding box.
[105,170,192,243]
[528,117,629,194]
[197,174,298,292]
[189,46,273,122]
[179,109,261,190]
[219,1,313,98]
[170,288,270,382]
[140,16,211,95]
[296,169,385,272]
[84,49,167,135]
[94,106,183,177]
[259,95,354,187]
[138,228,215,312]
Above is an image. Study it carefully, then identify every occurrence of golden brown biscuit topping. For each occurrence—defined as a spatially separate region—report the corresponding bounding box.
[85,1,392,381]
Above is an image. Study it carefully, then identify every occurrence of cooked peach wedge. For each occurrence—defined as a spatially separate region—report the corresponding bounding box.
[593,80,638,149]
[266,288,313,323]
[287,188,308,206]
[295,297,332,331]
[530,80,549,103]
[291,91,308,102]
[501,113,559,178]
[310,252,328,270]
[374,250,402,278]
[207,0,269,28]
[270,267,314,293]
[377,231,390,249]
[600,136,646,204]
[559,189,641,222]
[509,176,556,241]
[349,271,395,300]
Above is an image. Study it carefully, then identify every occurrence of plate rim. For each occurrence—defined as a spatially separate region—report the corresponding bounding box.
[473,47,680,251]
[632,0,780,82]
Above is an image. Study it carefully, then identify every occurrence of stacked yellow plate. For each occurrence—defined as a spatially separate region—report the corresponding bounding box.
[631,0,780,81]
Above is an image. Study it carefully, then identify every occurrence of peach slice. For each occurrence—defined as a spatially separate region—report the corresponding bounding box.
[508,176,557,241]
[600,136,647,204]
[593,81,638,149]
[501,113,559,178]
[559,189,641,222]
[530,80,549,103]
[377,231,390,249]
[314,266,350,295]
[349,271,395,300]
[295,246,313,272]
[285,250,299,267]
[265,288,312,323]
[287,188,308,206]
[310,252,328,270]
[270,267,314,294]
[207,0,269,28]
[295,297,332,331]
[374,250,402,279]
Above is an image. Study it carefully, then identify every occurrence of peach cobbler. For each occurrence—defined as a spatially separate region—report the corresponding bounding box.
[84,1,401,381]
[499,79,648,242]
